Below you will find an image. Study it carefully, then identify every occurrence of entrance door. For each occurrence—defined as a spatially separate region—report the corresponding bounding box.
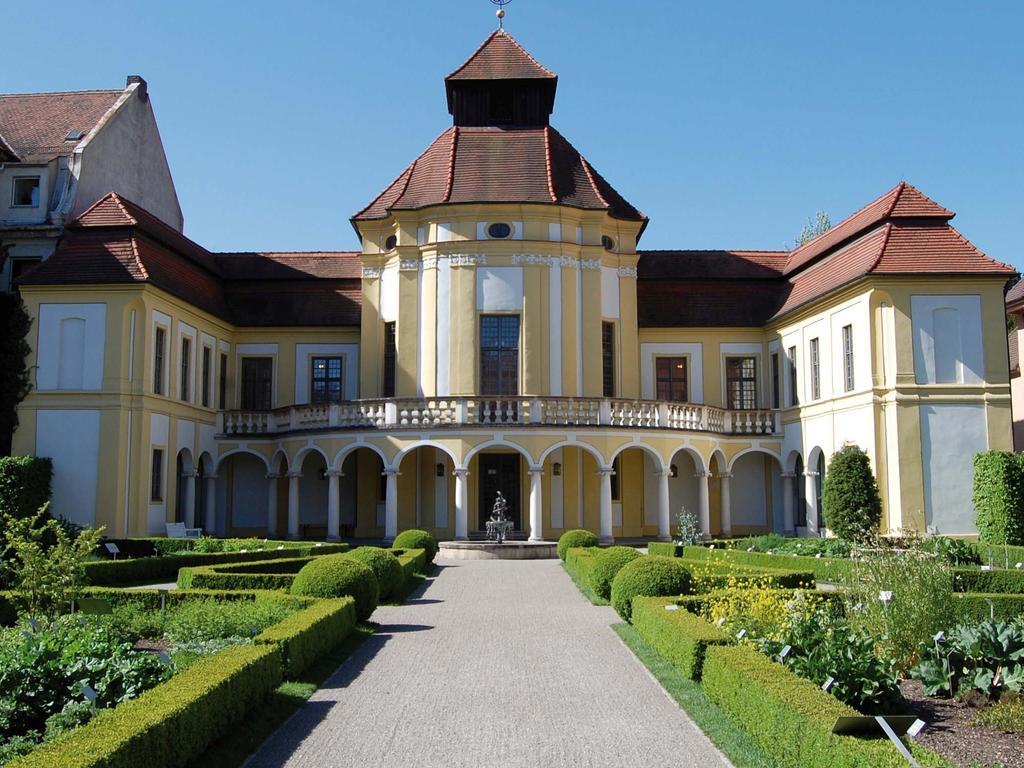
[478,453,521,532]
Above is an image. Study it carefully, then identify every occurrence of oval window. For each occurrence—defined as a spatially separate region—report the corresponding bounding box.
[384,235,397,250]
[601,235,615,251]
[488,222,512,239]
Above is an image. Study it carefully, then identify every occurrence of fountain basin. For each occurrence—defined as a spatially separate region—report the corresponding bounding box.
[438,540,558,560]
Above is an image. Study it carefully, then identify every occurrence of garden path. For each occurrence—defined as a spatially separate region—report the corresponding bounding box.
[245,558,732,768]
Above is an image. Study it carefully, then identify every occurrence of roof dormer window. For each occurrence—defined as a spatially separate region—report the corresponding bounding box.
[65,129,85,141]
[11,177,40,207]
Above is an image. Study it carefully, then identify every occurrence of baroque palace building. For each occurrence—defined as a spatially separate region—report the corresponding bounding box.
[11,29,1017,542]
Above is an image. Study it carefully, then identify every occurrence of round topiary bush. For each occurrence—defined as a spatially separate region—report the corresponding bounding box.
[290,554,379,621]
[392,529,438,567]
[588,546,642,600]
[557,529,600,561]
[821,444,882,543]
[345,547,403,600]
[610,555,692,622]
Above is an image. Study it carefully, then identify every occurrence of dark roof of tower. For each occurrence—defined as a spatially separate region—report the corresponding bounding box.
[446,29,556,81]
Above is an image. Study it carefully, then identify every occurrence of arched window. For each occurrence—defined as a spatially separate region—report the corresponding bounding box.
[794,455,806,527]
[815,452,825,530]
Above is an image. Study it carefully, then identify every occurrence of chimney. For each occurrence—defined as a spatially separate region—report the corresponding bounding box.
[126,75,148,102]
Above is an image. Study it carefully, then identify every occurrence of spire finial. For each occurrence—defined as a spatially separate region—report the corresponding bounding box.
[490,0,511,29]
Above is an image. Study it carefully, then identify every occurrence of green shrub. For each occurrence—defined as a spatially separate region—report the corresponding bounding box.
[681,544,854,583]
[974,451,1024,545]
[953,567,1024,594]
[0,457,51,522]
[910,618,1024,699]
[701,644,946,768]
[164,595,301,646]
[392,529,437,568]
[345,547,403,600]
[821,445,882,542]
[557,529,599,561]
[7,643,281,768]
[953,593,1024,622]
[631,596,732,679]
[646,542,683,558]
[255,597,356,679]
[391,548,426,585]
[588,546,641,600]
[920,537,981,566]
[734,534,853,559]
[973,541,1024,569]
[974,697,1024,732]
[290,555,379,621]
[610,556,693,622]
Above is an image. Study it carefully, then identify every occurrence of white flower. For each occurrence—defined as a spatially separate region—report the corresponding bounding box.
[878,590,893,604]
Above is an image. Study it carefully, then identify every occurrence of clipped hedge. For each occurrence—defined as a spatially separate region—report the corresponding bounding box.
[390,548,426,587]
[391,529,438,568]
[345,547,403,600]
[701,644,948,768]
[564,547,601,588]
[952,567,1024,594]
[255,597,357,679]
[679,545,852,583]
[953,593,1024,621]
[631,596,732,680]
[647,542,683,558]
[291,554,379,621]
[557,529,600,560]
[0,455,52,521]
[973,450,1024,545]
[8,644,282,768]
[972,541,1024,568]
[610,555,693,622]
[85,544,349,586]
[589,546,642,600]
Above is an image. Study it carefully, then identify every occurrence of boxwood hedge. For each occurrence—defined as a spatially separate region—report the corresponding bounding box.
[610,556,693,622]
[255,597,356,679]
[589,546,642,600]
[557,529,600,560]
[7,644,282,768]
[631,596,732,680]
[952,567,1024,594]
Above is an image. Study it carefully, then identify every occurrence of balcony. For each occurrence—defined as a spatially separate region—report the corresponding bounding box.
[218,397,780,437]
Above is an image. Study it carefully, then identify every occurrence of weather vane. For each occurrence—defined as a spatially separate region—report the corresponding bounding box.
[491,0,511,29]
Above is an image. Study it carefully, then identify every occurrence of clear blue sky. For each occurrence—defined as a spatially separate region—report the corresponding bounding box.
[4,1,1022,268]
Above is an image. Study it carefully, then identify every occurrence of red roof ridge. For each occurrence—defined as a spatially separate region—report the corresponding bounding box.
[74,191,138,226]
[446,28,556,81]
[578,154,609,209]
[444,126,459,203]
[884,181,907,217]
[542,126,557,202]
[786,182,902,263]
[128,235,149,281]
[936,225,1014,272]
[868,222,894,272]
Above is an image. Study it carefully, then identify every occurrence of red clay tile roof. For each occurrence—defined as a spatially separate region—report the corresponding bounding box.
[1006,279,1024,311]
[783,182,954,275]
[638,250,787,280]
[446,29,556,81]
[354,125,646,224]
[18,193,361,327]
[0,89,123,163]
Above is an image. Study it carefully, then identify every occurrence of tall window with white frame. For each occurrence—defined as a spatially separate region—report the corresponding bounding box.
[150,448,164,502]
[842,324,854,392]
[180,337,191,402]
[770,351,780,409]
[201,347,211,408]
[153,327,166,396]
[601,321,616,397]
[655,357,688,402]
[809,338,820,400]
[788,345,799,406]
[311,357,344,404]
[725,356,757,410]
[382,322,396,398]
[240,357,273,410]
[218,352,228,409]
[480,315,520,396]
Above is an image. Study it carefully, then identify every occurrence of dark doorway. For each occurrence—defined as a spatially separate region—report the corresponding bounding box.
[478,453,521,531]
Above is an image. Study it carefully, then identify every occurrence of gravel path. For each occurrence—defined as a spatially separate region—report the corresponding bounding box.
[245,558,731,768]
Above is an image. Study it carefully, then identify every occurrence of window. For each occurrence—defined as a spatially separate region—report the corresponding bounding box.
[770,352,780,409]
[151,448,164,502]
[218,352,228,409]
[382,322,396,397]
[201,347,211,407]
[611,456,621,501]
[153,327,166,396]
[794,455,806,527]
[809,338,820,400]
[601,235,615,251]
[240,357,273,410]
[725,356,757,410]
[384,234,397,250]
[311,357,344,404]
[788,345,798,407]
[487,222,512,239]
[480,315,520,396]
[180,337,191,402]
[655,357,688,402]
[602,322,616,397]
[842,325,854,392]
[11,177,40,207]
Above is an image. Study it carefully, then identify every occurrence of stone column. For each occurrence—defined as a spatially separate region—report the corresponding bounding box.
[203,473,217,534]
[383,468,399,543]
[183,471,196,529]
[781,472,796,535]
[528,466,544,542]
[719,472,733,538]
[266,473,279,538]
[454,468,469,540]
[287,471,301,540]
[598,467,614,544]
[326,469,342,541]
[656,468,671,541]
[696,470,711,538]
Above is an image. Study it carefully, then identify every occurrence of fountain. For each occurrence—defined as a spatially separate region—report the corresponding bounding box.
[437,488,558,560]
[485,491,515,543]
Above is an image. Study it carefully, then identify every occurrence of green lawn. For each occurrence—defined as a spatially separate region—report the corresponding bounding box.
[612,622,778,768]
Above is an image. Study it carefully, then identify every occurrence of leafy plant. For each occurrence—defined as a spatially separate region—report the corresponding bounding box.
[973,450,1024,545]
[821,445,882,542]
[673,507,703,546]
[1,506,104,622]
[910,618,1024,699]
[918,536,981,566]
[974,696,1024,733]
[733,534,852,559]
[164,597,299,645]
